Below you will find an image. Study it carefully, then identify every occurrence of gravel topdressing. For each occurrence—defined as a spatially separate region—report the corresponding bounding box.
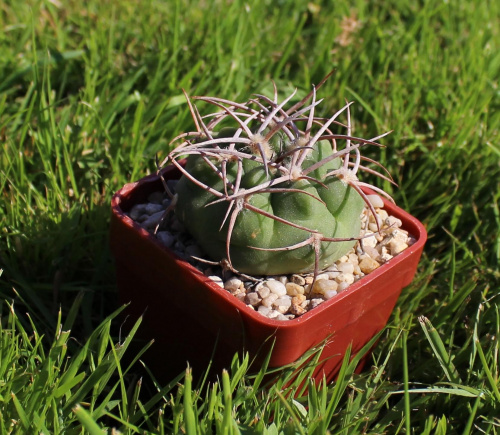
[128,181,415,321]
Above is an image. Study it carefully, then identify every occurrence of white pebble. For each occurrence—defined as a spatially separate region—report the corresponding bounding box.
[348,253,359,264]
[385,216,402,230]
[265,280,287,296]
[363,246,380,260]
[245,292,261,306]
[267,310,281,319]
[353,264,362,275]
[273,297,292,308]
[337,262,355,274]
[233,291,246,302]
[261,293,278,308]
[256,283,271,299]
[323,289,338,300]
[335,273,354,285]
[129,204,147,220]
[258,305,271,316]
[276,275,288,285]
[337,282,350,292]
[224,277,243,292]
[378,246,393,263]
[315,273,330,281]
[325,271,340,280]
[389,240,408,255]
[312,279,338,295]
[173,241,185,253]
[156,231,175,248]
[392,229,409,243]
[362,233,378,248]
[377,209,389,221]
[145,203,164,215]
[141,211,165,230]
[310,298,324,309]
[135,214,150,223]
[367,194,384,208]
[208,276,224,288]
[301,299,310,309]
[275,306,290,314]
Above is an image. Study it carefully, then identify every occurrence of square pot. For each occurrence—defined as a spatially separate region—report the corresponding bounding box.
[110,165,427,382]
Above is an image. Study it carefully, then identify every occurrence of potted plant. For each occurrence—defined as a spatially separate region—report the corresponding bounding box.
[110,74,427,382]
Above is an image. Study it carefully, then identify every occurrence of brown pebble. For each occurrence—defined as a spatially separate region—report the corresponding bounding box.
[286,282,305,296]
[359,256,380,273]
[291,274,306,285]
[291,295,307,315]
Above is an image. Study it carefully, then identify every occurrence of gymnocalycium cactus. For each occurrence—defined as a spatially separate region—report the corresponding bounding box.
[160,74,395,278]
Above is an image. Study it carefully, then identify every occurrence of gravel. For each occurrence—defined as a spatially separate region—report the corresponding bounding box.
[127,186,416,321]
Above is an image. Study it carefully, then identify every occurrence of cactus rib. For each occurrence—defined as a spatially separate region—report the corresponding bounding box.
[163,74,395,277]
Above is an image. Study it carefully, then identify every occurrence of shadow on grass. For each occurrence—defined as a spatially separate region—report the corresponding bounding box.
[0,200,120,338]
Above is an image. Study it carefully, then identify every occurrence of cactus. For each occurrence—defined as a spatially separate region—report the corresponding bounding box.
[160,74,395,277]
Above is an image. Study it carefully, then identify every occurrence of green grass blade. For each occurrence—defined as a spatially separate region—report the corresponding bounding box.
[402,328,411,433]
[73,405,106,435]
[419,316,461,384]
[183,367,198,435]
[474,338,500,402]
[10,393,30,431]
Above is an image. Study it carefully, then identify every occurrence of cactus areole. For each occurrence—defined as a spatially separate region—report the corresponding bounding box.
[162,74,395,276]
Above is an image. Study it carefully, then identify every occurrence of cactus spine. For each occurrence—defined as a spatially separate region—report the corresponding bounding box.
[161,74,395,277]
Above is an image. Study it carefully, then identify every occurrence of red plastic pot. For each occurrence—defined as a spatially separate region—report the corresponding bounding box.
[110,165,427,382]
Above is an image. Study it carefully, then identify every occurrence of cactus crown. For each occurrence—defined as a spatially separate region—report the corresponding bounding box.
[159,73,395,279]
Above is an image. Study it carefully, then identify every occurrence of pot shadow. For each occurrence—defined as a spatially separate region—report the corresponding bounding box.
[0,201,119,337]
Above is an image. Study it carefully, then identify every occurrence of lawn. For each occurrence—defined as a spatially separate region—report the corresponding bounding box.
[1,0,499,432]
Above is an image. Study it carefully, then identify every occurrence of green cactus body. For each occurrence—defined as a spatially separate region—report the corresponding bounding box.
[175,136,365,275]
[165,81,392,277]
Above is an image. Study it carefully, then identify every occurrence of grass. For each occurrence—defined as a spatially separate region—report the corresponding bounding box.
[0,0,499,432]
